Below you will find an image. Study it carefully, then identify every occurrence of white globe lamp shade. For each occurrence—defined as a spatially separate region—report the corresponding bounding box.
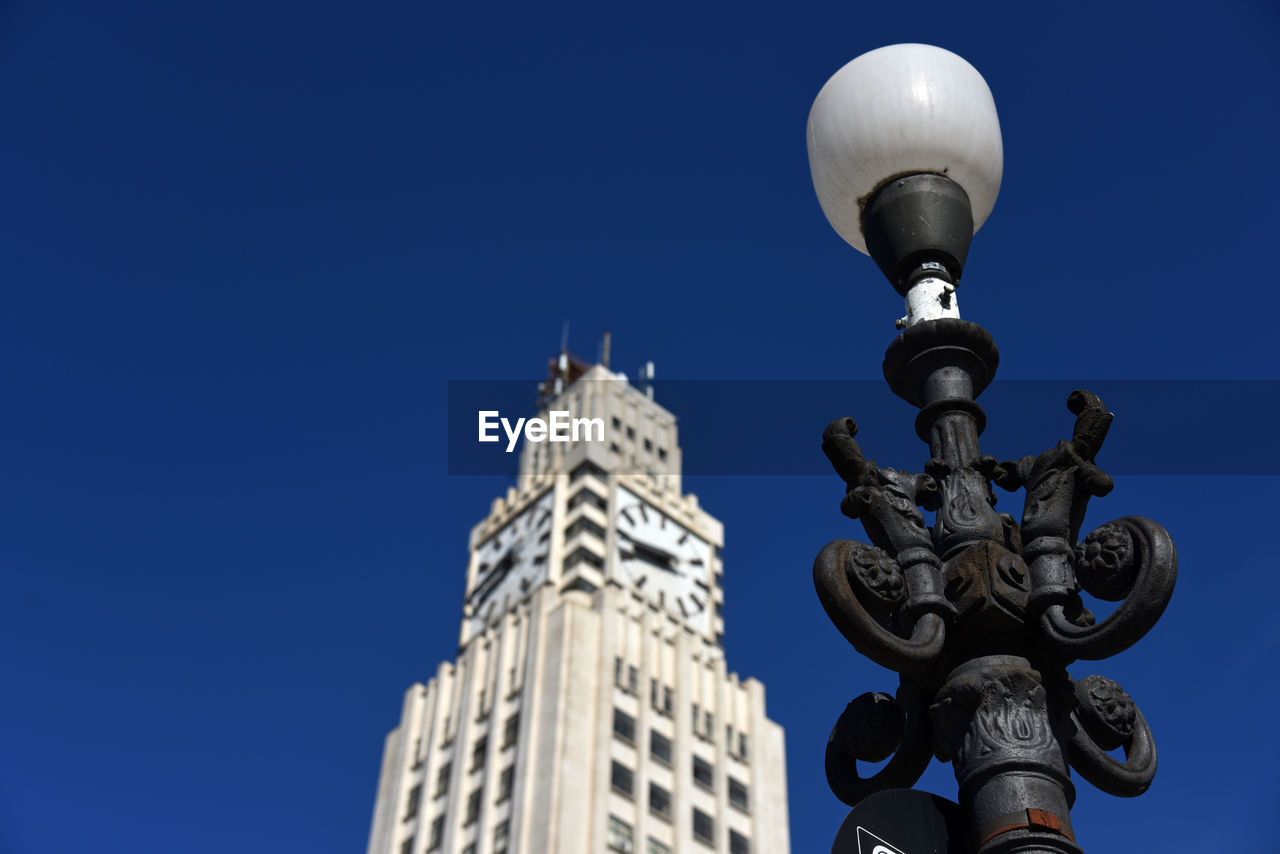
[806,44,1004,255]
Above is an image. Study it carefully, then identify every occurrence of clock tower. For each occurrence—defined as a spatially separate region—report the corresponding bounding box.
[366,352,790,854]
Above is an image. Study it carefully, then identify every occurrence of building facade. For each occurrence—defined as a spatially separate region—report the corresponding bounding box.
[366,358,790,854]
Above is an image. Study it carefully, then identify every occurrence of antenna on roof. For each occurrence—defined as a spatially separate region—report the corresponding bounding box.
[639,360,655,399]
[555,321,570,396]
[601,331,612,369]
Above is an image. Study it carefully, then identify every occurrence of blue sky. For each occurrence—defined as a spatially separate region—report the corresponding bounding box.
[1,1,1277,852]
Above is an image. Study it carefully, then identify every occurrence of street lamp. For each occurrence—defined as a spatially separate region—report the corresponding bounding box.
[806,44,1176,853]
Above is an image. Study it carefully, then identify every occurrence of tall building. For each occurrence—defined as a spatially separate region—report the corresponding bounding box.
[366,353,790,854]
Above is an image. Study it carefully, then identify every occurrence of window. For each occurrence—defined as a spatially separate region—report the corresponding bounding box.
[651,681,672,716]
[626,426,635,440]
[464,789,481,825]
[650,729,672,765]
[568,486,608,512]
[502,713,520,749]
[611,416,622,431]
[643,438,653,452]
[610,760,635,798]
[613,708,636,744]
[647,838,671,854]
[730,830,751,854]
[607,815,634,853]
[493,820,510,854]
[564,546,605,570]
[565,515,606,540]
[658,448,668,461]
[403,783,422,821]
[627,665,639,694]
[471,736,488,771]
[570,460,607,482]
[648,782,671,820]
[461,845,476,854]
[435,762,451,798]
[426,816,444,851]
[738,732,749,762]
[496,766,514,803]
[690,703,712,738]
[692,808,715,846]
[728,777,750,812]
[563,576,599,595]
[400,837,414,854]
[609,442,621,454]
[693,755,714,790]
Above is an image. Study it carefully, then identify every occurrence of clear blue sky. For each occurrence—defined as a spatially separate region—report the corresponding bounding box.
[1,2,1277,852]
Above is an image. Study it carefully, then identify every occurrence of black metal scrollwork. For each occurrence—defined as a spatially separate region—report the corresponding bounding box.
[817,380,1176,830]
[1041,517,1177,660]
[825,685,935,807]
[815,417,953,675]
[1066,675,1157,797]
[814,539,945,673]
[994,390,1115,611]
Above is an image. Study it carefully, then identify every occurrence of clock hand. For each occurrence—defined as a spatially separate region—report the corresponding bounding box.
[472,550,514,606]
[628,539,681,574]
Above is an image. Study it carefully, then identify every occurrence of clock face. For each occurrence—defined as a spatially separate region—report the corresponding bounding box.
[614,487,712,634]
[467,490,554,632]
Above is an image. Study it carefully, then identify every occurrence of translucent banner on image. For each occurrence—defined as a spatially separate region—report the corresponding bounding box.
[447,380,1278,476]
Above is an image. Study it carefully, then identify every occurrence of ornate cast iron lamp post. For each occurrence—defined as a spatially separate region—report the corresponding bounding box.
[806,45,1176,853]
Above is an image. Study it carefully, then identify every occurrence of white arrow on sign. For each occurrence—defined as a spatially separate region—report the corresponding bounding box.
[857,826,908,854]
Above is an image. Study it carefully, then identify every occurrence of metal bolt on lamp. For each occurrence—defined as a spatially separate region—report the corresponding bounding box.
[806,44,1176,854]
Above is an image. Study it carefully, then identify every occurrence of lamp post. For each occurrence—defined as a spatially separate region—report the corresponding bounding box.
[806,45,1176,853]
